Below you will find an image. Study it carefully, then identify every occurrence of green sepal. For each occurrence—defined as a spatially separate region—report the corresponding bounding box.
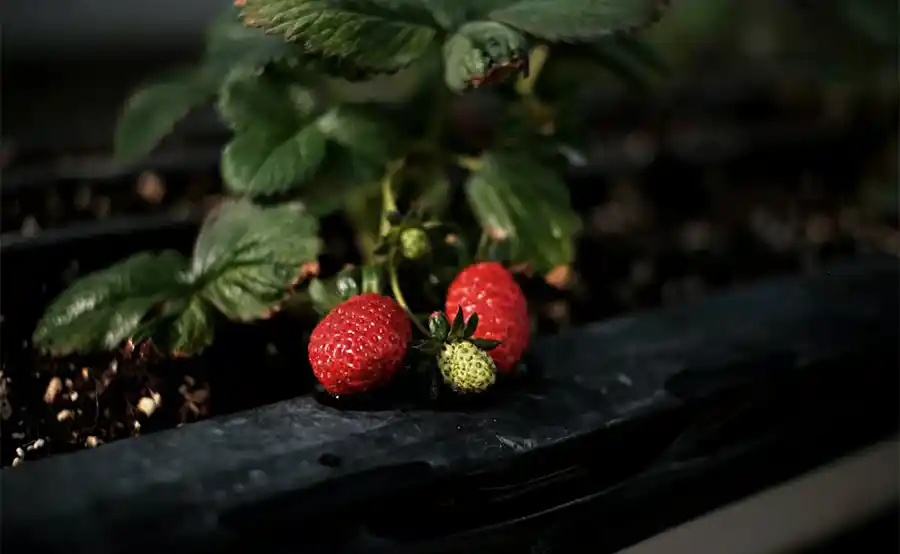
[447,305,467,341]
[428,311,451,342]
[463,312,479,339]
[470,338,502,351]
[413,339,442,356]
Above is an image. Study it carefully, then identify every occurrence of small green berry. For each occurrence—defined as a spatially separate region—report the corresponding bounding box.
[400,228,430,260]
[437,341,497,394]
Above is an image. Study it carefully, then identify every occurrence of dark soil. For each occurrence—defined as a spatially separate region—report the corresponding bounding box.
[1,87,897,468]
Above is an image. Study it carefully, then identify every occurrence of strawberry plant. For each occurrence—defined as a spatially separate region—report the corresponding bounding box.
[32,0,670,398]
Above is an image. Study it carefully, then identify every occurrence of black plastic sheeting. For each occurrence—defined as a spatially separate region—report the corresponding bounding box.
[2,257,898,554]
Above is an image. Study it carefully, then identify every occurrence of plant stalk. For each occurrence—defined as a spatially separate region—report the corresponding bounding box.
[387,256,428,335]
[378,159,428,335]
[379,160,404,237]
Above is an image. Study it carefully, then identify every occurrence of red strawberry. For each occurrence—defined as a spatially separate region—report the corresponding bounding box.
[308,293,412,395]
[445,262,530,372]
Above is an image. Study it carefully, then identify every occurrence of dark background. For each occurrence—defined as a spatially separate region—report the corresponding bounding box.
[1,0,897,552]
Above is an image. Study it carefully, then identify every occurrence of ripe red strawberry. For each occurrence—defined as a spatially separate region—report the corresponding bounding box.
[445,262,530,372]
[308,293,412,395]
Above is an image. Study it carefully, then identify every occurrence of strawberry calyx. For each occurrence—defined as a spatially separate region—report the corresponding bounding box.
[413,306,502,355]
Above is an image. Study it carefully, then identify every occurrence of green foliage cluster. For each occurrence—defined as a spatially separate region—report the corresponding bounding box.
[34,0,669,358]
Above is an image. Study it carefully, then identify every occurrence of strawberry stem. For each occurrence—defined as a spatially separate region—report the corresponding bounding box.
[388,259,428,335]
[378,158,429,336]
[379,160,404,238]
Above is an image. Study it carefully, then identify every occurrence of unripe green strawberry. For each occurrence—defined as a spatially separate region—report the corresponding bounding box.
[437,341,497,394]
[400,228,430,260]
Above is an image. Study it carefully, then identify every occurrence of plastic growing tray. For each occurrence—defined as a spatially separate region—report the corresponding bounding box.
[1,257,897,554]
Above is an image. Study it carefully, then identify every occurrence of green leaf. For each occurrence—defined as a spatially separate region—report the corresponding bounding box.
[218,73,402,198]
[190,198,322,321]
[443,21,530,92]
[111,6,305,166]
[314,105,402,162]
[204,7,298,74]
[240,0,441,73]
[113,70,218,165]
[221,125,329,196]
[33,251,190,356]
[465,150,581,272]
[318,51,441,99]
[487,0,666,42]
[217,71,318,132]
[30,199,320,356]
[308,278,342,315]
[218,71,329,197]
[297,145,383,217]
[131,296,216,357]
[167,299,217,355]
